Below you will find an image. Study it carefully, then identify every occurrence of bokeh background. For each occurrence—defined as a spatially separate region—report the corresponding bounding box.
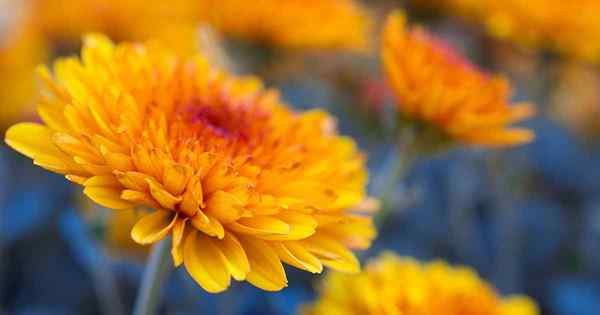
[2,0,600,314]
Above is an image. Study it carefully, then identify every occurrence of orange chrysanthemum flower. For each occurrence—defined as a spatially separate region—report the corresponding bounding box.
[5,34,376,293]
[412,0,600,63]
[197,0,373,52]
[303,252,539,315]
[0,14,47,127]
[382,11,535,147]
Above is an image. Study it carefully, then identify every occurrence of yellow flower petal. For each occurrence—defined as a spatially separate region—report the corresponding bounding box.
[302,234,360,273]
[171,218,188,267]
[273,241,323,274]
[218,233,250,281]
[5,123,64,160]
[238,236,288,291]
[184,231,231,293]
[229,216,290,236]
[205,190,247,224]
[190,213,225,239]
[84,175,121,188]
[147,178,182,210]
[131,210,177,245]
[260,212,317,241]
[83,187,133,210]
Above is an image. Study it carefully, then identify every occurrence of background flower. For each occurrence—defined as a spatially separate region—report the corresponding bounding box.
[382,11,534,148]
[304,252,539,315]
[412,0,600,63]
[0,13,47,128]
[196,0,373,52]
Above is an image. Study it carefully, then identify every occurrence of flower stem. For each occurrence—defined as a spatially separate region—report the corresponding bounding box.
[375,133,419,227]
[133,238,172,315]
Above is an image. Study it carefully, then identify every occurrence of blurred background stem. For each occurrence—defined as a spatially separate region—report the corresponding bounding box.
[488,155,522,293]
[375,131,419,227]
[133,238,172,315]
[59,211,126,315]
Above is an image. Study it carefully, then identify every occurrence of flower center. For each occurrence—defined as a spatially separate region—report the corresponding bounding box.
[191,105,236,138]
[180,97,271,143]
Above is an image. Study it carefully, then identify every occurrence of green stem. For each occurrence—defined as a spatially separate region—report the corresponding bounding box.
[133,238,172,315]
[375,134,419,227]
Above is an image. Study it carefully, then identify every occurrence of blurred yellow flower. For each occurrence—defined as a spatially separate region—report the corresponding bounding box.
[382,11,535,147]
[0,0,202,127]
[413,0,600,63]
[303,252,539,315]
[197,0,373,52]
[26,0,201,50]
[105,209,149,257]
[5,34,376,293]
[550,61,600,138]
[0,13,47,128]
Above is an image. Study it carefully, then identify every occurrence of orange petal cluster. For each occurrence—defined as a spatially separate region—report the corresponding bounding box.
[413,0,600,63]
[382,11,535,147]
[4,34,376,293]
[197,0,373,52]
[303,252,539,315]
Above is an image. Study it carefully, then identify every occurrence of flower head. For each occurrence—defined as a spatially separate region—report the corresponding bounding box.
[0,14,47,128]
[413,0,600,63]
[382,11,535,148]
[303,252,539,315]
[5,34,376,293]
[197,0,373,52]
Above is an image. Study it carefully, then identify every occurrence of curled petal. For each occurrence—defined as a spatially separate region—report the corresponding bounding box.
[228,216,290,236]
[131,210,177,245]
[302,234,360,273]
[84,187,133,210]
[273,241,323,274]
[190,213,225,239]
[84,175,121,188]
[260,212,317,241]
[147,178,182,210]
[171,218,188,267]
[5,123,64,160]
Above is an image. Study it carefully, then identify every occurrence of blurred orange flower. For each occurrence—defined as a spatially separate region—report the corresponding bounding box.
[0,10,47,128]
[0,0,203,127]
[382,11,535,147]
[303,252,539,315]
[5,34,376,293]
[26,0,201,49]
[550,61,600,138]
[413,0,600,63]
[197,0,373,52]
